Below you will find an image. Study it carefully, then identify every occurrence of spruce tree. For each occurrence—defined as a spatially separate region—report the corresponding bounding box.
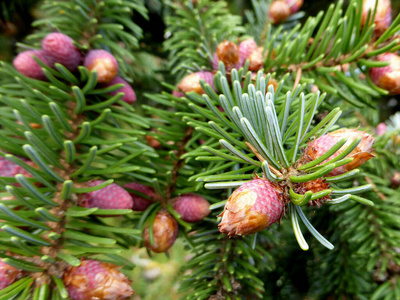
[0,0,399,299]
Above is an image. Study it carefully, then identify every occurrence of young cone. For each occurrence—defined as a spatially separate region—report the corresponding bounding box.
[81,180,133,211]
[13,50,50,80]
[42,33,82,71]
[101,76,136,104]
[286,0,303,14]
[84,50,119,83]
[303,129,375,176]
[0,156,35,178]
[172,193,210,223]
[143,210,179,253]
[0,258,23,290]
[269,1,291,24]
[369,53,400,95]
[219,179,284,237]
[63,260,134,300]
[212,40,242,71]
[361,0,392,34]
[177,71,215,94]
[123,182,155,211]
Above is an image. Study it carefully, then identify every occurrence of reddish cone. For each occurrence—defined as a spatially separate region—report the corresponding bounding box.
[42,33,82,71]
[172,90,185,98]
[143,210,178,253]
[84,50,119,83]
[13,50,50,80]
[369,53,400,95]
[172,193,210,223]
[0,156,34,178]
[0,258,23,290]
[286,0,303,14]
[81,180,133,210]
[238,39,264,71]
[63,260,134,300]
[361,0,391,34]
[123,182,155,211]
[219,179,284,237]
[269,1,291,24]
[212,40,242,71]
[304,129,375,176]
[177,71,215,94]
[376,122,387,135]
[101,76,136,104]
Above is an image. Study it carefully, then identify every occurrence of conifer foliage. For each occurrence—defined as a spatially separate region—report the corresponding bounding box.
[0,0,400,299]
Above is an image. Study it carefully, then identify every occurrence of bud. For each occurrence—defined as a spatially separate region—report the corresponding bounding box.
[143,210,178,253]
[172,193,210,223]
[145,135,161,149]
[123,182,155,211]
[269,1,291,24]
[361,0,392,33]
[13,50,50,80]
[177,71,215,94]
[84,50,119,83]
[81,180,133,211]
[63,260,134,300]
[42,33,82,71]
[286,0,303,14]
[304,129,375,176]
[219,179,284,237]
[213,40,242,71]
[101,76,136,104]
[0,259,23,290]
[391,171,400,188]
[376,122,387,135]
[369,53,400,95]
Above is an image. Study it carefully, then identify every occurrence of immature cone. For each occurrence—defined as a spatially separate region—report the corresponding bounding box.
[238,39,263,71]
[361,0,392,33]
[369,53,400,95]
[172,193,210,223]
[63,260,134,300]
[101,76,136,104]
[84,50,119,83]
[177,71,215,94]
[0,258,23,290]
[269,1,291,24]
[304,129,375,176]
[81,180,133,210]
[0,156,34,178]
[143,210,178,253]
[212,40,242,71]
[219,179,284,237]
[42,33,82,71]
[376,122,387,135]
[286,0,303,14]
[13,50,50,80]
[123,182,155,211]
[145,135,161,149]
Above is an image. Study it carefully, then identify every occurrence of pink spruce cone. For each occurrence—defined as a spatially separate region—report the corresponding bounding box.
[0,156,34,178]
[123,182,155,211]
[84,50,119,83]
[212,40,242,71]
[42,33,82,71]
[304,129,375,176]
[172,90,185,98]
[172,193,210,223]
[238,39,264,71]
[177,71,215,95]
[376,122,387,135]
[101,76,136,104]
[13,50,50,80]
[219,179,284,237]
[143,210,179,253]
[63,260,134,300]
[0,258,23,290]
[269,1,291,24]
[286,0,303,14]
[81,180,133,211]
[361,0,392,33]
[369,53,400,95]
